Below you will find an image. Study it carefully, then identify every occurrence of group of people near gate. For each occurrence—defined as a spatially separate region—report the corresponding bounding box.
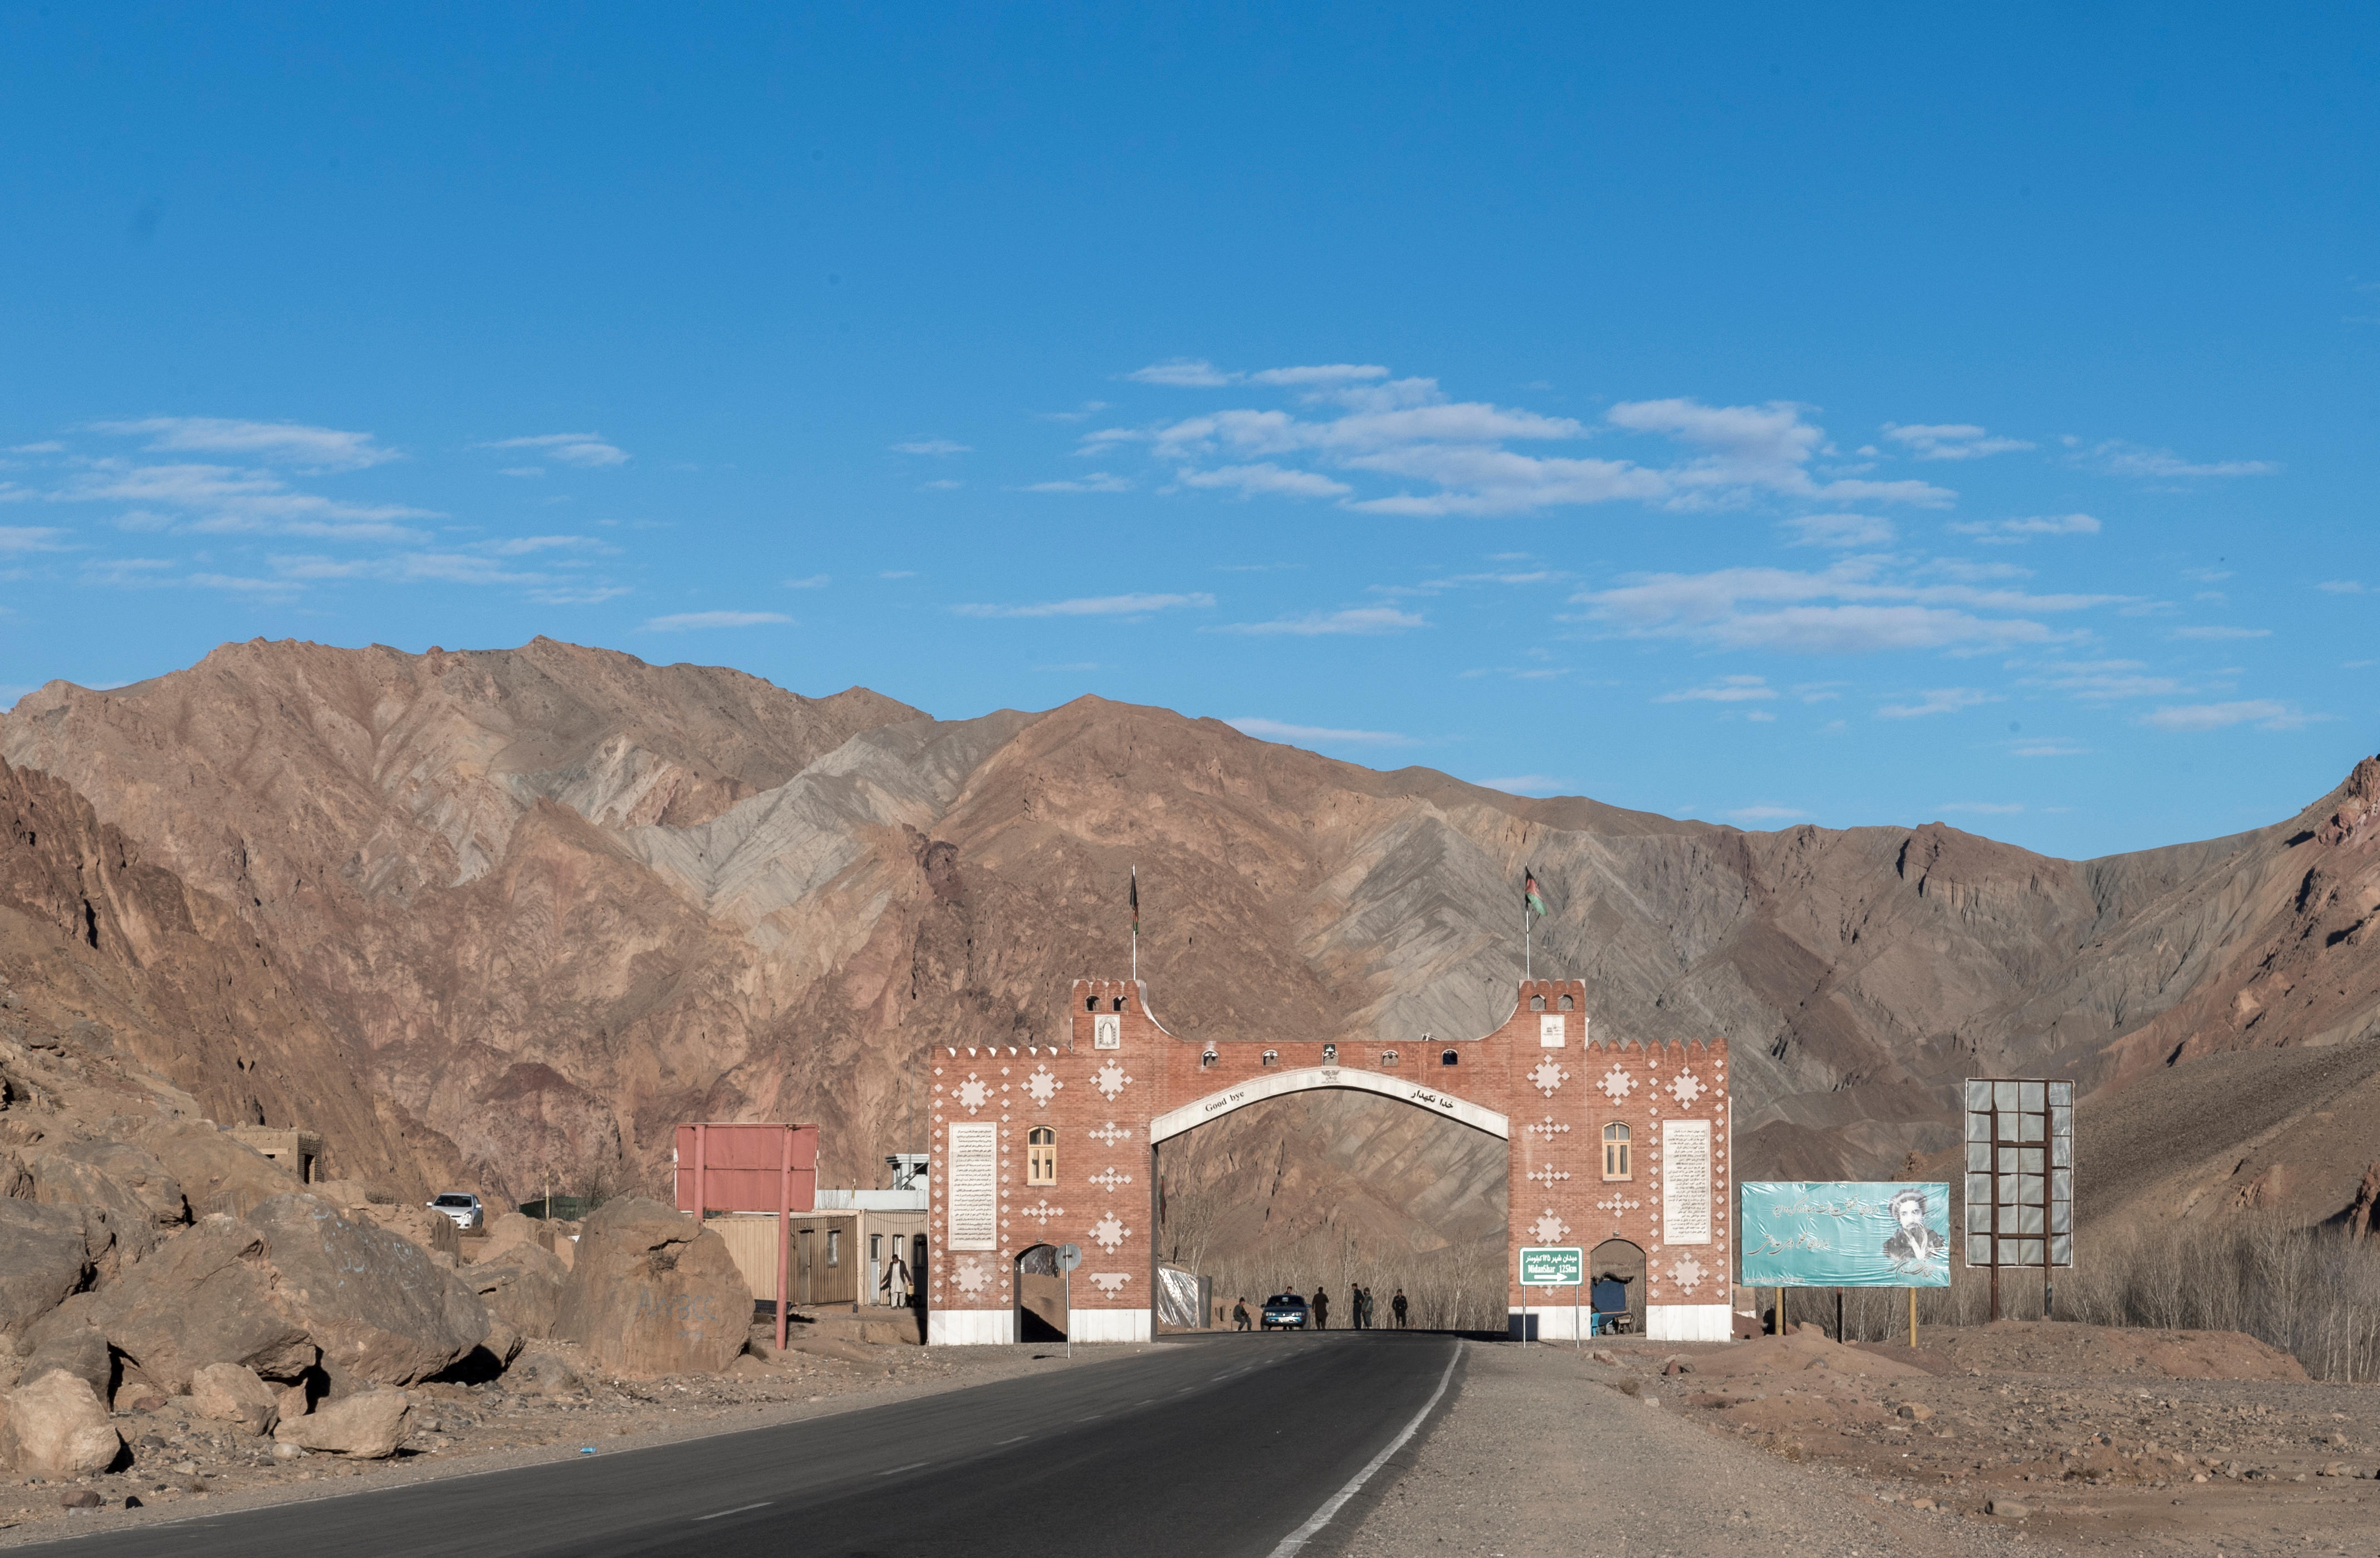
[1231,1286,1409,1330]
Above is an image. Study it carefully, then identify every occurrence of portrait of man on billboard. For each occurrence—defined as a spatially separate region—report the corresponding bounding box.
[1881,1186,1946,1274]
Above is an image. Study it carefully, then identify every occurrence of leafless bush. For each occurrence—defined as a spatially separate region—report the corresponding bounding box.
[1790,1218,2380,1382]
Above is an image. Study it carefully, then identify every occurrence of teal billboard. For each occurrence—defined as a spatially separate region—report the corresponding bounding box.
[1739,1181,1952,1287]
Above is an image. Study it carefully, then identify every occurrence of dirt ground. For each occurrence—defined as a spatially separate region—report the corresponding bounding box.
[0,1320,1133,1547]
[1563,1321,2380,1556]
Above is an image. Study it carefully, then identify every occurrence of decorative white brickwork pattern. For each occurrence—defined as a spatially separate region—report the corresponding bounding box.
[1598,1064,1635,1102]
[1526,1165,1571,1185]
[954,1257,992,1297]
[1023,1068,1061,1106]
[1529,1209,1571,1245]
[1086,1272,1130,1297]
[1088,1213,1130,1253]
[956,1075,990,1112]
[1018,1199,1065,1224]
[1524,1116,1571,1140]
[1668,1070,1705,1108]
[1087,1120,1134,1146]
[1089,1166,1134,1192]
[1669,1254,1707,1293]
[1527,1058,1569,1098]
[1091,1060,1133,1100]
[1594,1194,1643,1214]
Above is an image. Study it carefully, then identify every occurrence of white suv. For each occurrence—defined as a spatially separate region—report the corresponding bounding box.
[428,1192,484,1231]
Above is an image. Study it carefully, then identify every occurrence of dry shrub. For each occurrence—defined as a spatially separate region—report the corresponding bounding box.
[1798,1217,2380,1382]
[1187,1232,1507,1332]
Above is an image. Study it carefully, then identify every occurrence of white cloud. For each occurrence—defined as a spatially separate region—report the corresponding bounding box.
[471,534,611,556]
[891,439,971,456]
[955,592,1214,619]
[2172,625,2271,641]
[782,574,830,589]
[1882,423,2035,461]
[0,525,68,551]
[1022,472,1132,494]
[1727,805,1809,824]
[477,433,629,468]
[526,585,632,605]
[1178,462,1351,499]
[1472,774,1568,795]
[2018,659,2184,701]
[50,461,437,540]
[2317,580,2364,594]
[86,417,399,471]
[641,610,792,630]
[880,570,917,579]
[1215,606,1426,636]
[1938,801,2026,814]
[2142,700,2312,732]
[919,479,963,491]
[2085,441,2278,479]
[1782,513,1896,548]
[498,466,544,478]
[1656,675,1777,704]
[1947,513,2100,543]
[1226,717,1414,746]
[1245,364,1390,387]
[1036,402,1109,422]
[1087,377,1952,519]
[1877,687,2003,719]
[7,441,65,455]
[1575,557,2115,654]
[1125,358,1236,387]
[1745,709,1777,722]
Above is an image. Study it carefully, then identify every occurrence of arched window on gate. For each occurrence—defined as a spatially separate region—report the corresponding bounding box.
[1602,1122,1632,1180]
[1530,994,1546,1011]
[1027,1126,1057,1185]
[1559,994,1574,1011]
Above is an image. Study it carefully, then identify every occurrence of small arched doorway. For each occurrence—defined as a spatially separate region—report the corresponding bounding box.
[1015,1243,1065,1342]
[1590,1238,1646,1336]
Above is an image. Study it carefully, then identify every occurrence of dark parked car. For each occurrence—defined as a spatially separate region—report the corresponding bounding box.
[1260,1293,1310,1330]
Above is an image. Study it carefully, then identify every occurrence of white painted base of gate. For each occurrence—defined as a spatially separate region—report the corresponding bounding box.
[927,1308,1015,1345]
[1647,1302,1735,1341]
[1506,1306,1598,1340]
[1065,1307,1152,1343]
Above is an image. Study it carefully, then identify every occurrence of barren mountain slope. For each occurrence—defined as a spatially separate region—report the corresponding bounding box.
[4,637,2374,1252]
[1,754,443,1187]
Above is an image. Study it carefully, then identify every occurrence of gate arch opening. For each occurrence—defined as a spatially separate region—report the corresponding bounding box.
[1015,1243,1065,1342]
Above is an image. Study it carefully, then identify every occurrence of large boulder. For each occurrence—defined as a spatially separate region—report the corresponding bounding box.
[26,1151,169,1265]
[0,1198,97,1333]
[241,1195,488,1384]
[273,1388,408,1459]
[477,1211,546,1262]
[553,1199,751,1378]
[138,1123,297,1219]
[67,1216,316,1391]
[467,1242,567,1340]
[49,1139,187,1229]
[13,1324,109,1400]
[0,1370,121,1478]
[361,1204,460,1262]
[189,1362,280,1435]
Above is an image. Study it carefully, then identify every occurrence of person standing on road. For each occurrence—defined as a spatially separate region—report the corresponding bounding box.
[1312,1288,1330,1330]
[1354,1285,1368,1329]
[1361,1286,1374,1329]
[1232,1296,1251,1331]
[1392,1288,1408,1328]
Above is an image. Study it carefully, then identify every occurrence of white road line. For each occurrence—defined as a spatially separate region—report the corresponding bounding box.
[876,1461,930,1477]
[995,1435,1030,1445]
[695,1502,772,1521]
[1265,1344,1461,1558]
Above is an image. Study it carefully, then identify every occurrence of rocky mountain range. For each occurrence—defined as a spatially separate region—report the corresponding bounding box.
[3,637,2373,1257]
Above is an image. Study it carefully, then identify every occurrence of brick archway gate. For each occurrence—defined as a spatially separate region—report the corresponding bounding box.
[922,977,1733,1344]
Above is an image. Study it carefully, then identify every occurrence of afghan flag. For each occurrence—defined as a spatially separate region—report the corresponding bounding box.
[1130,867,1141,931]
[1524,871,1547,920]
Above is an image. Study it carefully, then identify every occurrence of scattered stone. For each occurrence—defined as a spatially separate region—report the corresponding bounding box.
[271,1441,305,1461]
[189,1362,281,1436]
[272,1388,410,1459]
[467,1241,567,1341]
[1985,1497,2029,1519]
[59,1487,102,1510]
[2,1370,124,1479]
[511,1352,585,1395]
[1896,1403,1935,1422]
[553,1199,750,1378]
[1589,1349,1619,1366]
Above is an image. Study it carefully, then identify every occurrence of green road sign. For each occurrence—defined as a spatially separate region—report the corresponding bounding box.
[1517,1246,1582,1286]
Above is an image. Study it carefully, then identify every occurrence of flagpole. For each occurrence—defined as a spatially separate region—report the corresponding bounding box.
[1131,865,1139,983]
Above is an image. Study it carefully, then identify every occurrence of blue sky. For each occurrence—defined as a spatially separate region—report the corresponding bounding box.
[1,4,2373,859]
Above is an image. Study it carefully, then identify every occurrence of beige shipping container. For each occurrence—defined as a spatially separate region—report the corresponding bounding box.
[711,1209,928,1308]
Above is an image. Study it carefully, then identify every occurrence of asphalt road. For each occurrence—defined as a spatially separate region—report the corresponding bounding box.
[25,1332,1464,1558]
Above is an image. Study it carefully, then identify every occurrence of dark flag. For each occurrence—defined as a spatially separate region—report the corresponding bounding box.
[1524,871,1547,920]
[1130,867,1140,931]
